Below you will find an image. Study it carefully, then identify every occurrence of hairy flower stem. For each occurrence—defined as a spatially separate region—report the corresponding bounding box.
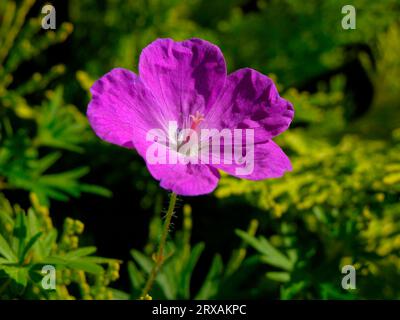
[140,192,177,299]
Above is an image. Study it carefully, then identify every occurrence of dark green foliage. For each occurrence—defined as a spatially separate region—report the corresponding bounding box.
[0,193,122,299]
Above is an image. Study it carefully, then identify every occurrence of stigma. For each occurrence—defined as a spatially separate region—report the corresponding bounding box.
[189,111,204,131]
[182,111,204,145]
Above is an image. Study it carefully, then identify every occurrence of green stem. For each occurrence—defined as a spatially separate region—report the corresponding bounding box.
[140,192,177,299]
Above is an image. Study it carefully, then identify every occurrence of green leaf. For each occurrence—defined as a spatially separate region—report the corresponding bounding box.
[34,152,62,175]
[13,212,27,258]
[63,246,97,259]
[320,282,356,300]
[179,242,205,299]
[280,281,307,300]
[131,249,174,299]
[27,209,45,258]
[0,196,14,227]
[195,254,223,299]
[27,209,40,237]
[79,184,112,197]
[41,229,57,257]
[267,271,290,282]
[108,288,130,300]
[259,254,293,272]
[0,233,17,262]
[0,265,28,288]
[127,261,145,292]
[19,232,42,263]
[39,256,69,266]
[67,259,104,274]
[0,257,12,264]
[35,87,87,153]
[81,256,120,264]
[236,230,293,271]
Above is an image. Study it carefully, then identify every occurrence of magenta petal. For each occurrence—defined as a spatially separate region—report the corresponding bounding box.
[146,163,220,196]
[139,38,227,127]
[87,68,166,152]
[205,68,294,142]
[214,140,292,180]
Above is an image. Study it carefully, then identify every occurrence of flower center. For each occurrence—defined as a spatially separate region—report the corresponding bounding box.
[183,111,204,143]
[176,111,205,153]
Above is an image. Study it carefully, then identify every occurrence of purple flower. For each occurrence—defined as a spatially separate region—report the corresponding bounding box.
[87,38,294,196]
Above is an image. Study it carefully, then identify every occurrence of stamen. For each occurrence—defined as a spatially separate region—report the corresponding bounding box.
[184,111,204,143]
[189,111,205,131]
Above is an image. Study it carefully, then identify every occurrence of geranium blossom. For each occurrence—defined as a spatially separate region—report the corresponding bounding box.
[87,38,294,196]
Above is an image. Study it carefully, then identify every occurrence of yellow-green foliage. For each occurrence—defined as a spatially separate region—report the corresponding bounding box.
[0,0,111,205]
[0,0,72,113]
[215,19,400,298]
[0,0,121,300]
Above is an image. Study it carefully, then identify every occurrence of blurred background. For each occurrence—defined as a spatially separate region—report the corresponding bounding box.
[0,0,400,299]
